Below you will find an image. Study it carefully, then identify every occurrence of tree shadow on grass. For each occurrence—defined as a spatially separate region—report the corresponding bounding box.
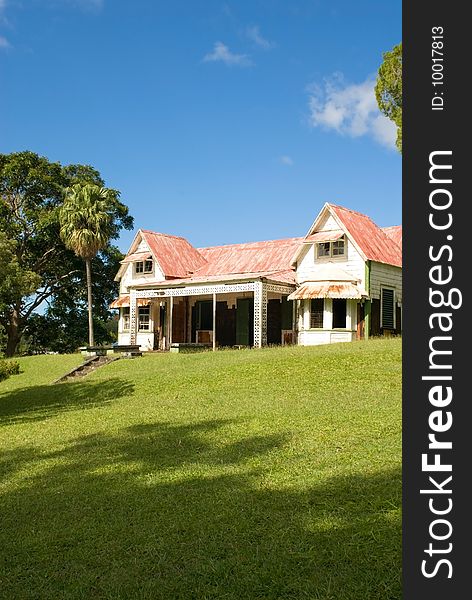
[0,419,401,600]
[0,378,134,426]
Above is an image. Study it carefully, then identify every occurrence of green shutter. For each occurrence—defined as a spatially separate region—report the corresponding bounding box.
[381,289,395,329]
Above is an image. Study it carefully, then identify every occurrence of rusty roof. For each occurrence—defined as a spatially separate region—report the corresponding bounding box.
[288,282,367,300]
[381,226,402,252]
[141,230,207,278]
[329,204,402,267]
[117,204,401,288]
[109,296,150,308]
[195,237,302,277]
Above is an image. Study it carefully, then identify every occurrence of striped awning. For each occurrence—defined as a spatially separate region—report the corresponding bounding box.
[109,296,151,308]
[120,252,152,263]
[288,282,367,300]
[304,230,344,243]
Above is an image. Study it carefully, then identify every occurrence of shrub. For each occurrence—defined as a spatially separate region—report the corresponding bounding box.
[0,359,20,382]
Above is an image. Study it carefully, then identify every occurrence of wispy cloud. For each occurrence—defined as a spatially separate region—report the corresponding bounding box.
[279,155,294,166]
[307,73,396,149]
[203,41,253,67]
[246,25,274,50]
[0,35,10,49]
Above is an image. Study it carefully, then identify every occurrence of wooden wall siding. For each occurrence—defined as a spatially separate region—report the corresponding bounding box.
[267,299,282,345]
[369,262,402,302]
[296,237,365,287]
[316,212,340,232]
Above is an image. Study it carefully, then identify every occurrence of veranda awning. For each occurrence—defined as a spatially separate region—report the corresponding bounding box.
[287,282,367,300]
[120,252,152,263]
[304,230,344,243]
[109,296,151,308]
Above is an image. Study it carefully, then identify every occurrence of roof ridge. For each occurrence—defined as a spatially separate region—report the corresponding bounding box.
[198,236,303,251]
[327,202,378,223]
[140,229,191,242]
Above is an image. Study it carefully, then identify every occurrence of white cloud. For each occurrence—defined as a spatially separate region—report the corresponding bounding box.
[307,73,397,149]
[279,155,294,166]
[246,25,274,50]
[203,42,253,67]
[0,35,10,49]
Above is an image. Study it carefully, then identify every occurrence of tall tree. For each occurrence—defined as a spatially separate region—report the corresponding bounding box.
[59,183,122,347]
[375,42,402,153]
[0,151,133,356]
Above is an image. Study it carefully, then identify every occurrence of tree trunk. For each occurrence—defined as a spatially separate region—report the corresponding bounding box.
[85,257,94,347]
[4,308,21,357]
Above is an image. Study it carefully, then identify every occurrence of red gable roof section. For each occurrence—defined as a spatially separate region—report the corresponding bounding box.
[381,225,402,252]
[329,204,402,267]
[141,230,207,278]
[196,237,303,277]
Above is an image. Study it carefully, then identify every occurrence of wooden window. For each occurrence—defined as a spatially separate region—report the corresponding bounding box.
[381,288,395,329]
[138,306,150,331]
[332,299,347,328]
[316,238,345,258]
[332,239,345,256]
[135,260,153,274]
[310,299,324,328]
[317,242,331,257]
[122,307,130,331]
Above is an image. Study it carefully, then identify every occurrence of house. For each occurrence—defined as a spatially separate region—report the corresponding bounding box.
[111,203,402,351]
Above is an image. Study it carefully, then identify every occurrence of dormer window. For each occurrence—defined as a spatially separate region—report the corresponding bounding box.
[135,260,153,274]
[316,238,345,258]
[332,239,345,256]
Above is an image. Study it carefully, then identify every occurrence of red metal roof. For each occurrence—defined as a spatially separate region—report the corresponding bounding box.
[109,296,150,308]
[141,230,207,278]
[329,204,402,267]
[195,237,302,277]
[381,226,402,252]
[288,282,367,300]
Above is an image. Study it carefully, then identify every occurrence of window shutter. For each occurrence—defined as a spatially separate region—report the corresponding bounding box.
[381,289,395,329]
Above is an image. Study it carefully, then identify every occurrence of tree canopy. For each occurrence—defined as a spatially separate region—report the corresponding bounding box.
[375,42,402,153]
[60,183,122,346]
[0,151,133,356]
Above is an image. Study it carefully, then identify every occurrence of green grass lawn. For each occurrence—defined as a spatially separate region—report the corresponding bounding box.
[0,339,401,600]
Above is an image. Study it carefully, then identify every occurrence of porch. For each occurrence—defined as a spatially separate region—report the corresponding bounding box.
[116,280,296,351]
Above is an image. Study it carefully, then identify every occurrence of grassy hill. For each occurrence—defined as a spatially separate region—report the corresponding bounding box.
[0,339,401,600]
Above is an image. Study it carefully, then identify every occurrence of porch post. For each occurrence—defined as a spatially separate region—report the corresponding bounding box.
[254,281,268,348]
[130,288,137,345]
[169,296,173,348]
[212,292,217,351]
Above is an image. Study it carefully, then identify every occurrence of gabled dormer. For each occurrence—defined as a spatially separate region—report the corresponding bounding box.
[293,203,366,287]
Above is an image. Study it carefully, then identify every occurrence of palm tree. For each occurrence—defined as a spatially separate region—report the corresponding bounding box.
[59,183,115,347]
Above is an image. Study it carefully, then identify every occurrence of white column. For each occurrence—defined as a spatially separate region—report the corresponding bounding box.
[253,281,268,347]
[130,289,137,345]
[212,292,217,351]
[323,298,333,329]
[169,296,173,348]
[303,298,310,330]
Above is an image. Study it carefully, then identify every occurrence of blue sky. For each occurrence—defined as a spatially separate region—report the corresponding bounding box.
[1,0,401,252]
